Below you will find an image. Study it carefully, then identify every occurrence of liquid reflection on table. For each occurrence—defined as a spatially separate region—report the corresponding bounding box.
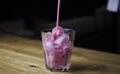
[0,34,120,74]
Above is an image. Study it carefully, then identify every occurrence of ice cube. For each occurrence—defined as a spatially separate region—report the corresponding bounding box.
[45,41,54,50]
[63,41,72,50]
[54,34,67,45]
[54,34,70,49]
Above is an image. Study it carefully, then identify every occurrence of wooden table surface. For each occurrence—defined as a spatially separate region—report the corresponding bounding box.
[0,34,120,74]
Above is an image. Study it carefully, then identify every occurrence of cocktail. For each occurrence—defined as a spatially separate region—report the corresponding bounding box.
[41,0,75,71]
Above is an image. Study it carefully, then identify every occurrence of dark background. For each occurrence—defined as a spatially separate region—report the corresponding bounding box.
[0,0,107,21]
[0,0,118,54]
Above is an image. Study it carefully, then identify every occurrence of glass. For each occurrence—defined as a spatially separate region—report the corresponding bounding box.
[41,28,75,72]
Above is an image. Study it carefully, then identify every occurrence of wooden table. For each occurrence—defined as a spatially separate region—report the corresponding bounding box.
[0,34,120,74]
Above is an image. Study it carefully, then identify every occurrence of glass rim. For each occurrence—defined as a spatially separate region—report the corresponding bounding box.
[41,28,75,33]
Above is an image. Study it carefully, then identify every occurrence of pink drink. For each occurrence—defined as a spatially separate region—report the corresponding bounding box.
[41,0,75,71]
[42,27,75,71]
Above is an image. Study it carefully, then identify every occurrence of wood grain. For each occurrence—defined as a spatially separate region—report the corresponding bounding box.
[0,34,120,74]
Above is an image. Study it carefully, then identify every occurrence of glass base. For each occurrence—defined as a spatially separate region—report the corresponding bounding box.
[46,65,70,72]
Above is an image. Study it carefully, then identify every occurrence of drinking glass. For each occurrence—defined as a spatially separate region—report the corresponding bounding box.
[41,28,75,71]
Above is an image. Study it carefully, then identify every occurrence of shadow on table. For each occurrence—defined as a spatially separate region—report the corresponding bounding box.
[70,62,107,72]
